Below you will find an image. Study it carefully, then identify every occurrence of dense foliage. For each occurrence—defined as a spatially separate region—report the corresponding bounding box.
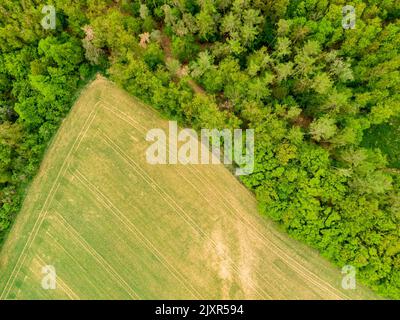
[0,2,94,242]
[1,0,399,298]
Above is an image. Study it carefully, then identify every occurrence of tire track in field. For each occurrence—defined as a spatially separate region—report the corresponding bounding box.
[35,255,80,300]
[98,102,344,299]
[98,101,292,298]
[189,164,348,299]
[0,183,60,300]
[96,105,287,298]
[45,230,100,297]
[56,278,79,300]
[0,102,101,299]
[105,95,345,298]
[175,170,291,298]
[99,130,270,298]
[101,104,147,132]
[53,211,140,300]
[72,169,204,299]
[102,94,161,119]
[71,169,203,300]
[99,131,271,299]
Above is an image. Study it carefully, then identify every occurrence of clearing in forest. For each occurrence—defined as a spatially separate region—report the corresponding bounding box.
[0,76,377,299]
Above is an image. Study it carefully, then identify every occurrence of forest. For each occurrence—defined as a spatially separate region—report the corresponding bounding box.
[0,0,399,299]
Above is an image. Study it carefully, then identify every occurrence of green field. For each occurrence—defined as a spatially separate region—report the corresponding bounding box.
[0,76,377,299]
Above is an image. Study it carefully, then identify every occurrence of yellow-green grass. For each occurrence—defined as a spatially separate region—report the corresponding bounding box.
[0,76,378,299]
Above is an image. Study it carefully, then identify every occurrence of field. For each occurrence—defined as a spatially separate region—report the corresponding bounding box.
[0,76,377,299]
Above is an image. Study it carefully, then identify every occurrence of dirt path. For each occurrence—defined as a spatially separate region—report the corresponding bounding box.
[160,34,206,95]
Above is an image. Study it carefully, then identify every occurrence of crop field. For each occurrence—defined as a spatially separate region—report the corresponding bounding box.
[0,76,377,299]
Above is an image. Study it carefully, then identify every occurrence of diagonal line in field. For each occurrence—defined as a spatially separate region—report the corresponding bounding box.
[0,101,102,299]
[55,278,79,300]
[35,255,80,300]
[94,111,271,298]
[71,169,203,299]
[174,169,289,297]
[100,101,147,132]
[45,229,101,297]
[96,101,349,299]
[1,85,347,300]
[98,130,271,299]
[102,93,160,118]
[102,96,348,298]
[52,211,140,299]
[188,165,348,300]
[100,101,346,299]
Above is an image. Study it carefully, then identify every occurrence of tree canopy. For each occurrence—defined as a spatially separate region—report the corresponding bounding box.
[0,0,399,299]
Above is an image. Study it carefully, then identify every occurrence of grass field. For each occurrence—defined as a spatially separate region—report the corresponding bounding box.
[0,76,378,299]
